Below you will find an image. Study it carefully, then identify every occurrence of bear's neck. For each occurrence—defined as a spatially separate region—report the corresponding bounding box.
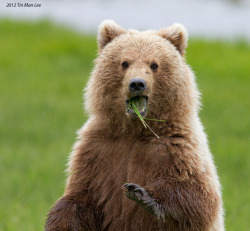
[90,111,197,141]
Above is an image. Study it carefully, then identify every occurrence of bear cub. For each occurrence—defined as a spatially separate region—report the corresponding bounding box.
[45,20,225,231]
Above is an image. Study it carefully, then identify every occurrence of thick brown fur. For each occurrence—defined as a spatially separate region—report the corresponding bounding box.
[45,20,224,231]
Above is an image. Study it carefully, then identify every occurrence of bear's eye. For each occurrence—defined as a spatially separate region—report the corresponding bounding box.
[122,61,129,69]
[150,62,158,71]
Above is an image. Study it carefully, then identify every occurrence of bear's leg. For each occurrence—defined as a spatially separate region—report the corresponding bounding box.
[45,195,101,231]
[123,181,222,231]
[122,183,165,220]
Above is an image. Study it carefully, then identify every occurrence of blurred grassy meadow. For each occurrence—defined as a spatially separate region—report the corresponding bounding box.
[0,20,249,230]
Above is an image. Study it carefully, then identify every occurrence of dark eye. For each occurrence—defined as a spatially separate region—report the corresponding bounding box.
[150,62,158,71]
[122,61,129,69]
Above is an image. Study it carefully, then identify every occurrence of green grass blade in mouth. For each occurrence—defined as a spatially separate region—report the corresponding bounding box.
[141,119,160,139]
[131,101,147,128]
[143,118,166,122]
[130,100,163,138]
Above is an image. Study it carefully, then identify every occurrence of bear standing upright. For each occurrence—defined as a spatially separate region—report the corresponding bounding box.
[45,21,225,231]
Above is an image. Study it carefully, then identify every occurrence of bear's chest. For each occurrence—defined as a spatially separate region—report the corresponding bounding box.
[87,140,169,230]
[90,140,169,189]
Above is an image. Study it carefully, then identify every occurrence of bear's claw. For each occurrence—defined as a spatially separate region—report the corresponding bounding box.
[122,183,165,221]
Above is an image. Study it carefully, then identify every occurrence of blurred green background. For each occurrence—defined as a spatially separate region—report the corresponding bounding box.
[0,20,249,231]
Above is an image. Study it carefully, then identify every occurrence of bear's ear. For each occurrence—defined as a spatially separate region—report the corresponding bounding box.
[98,20,126,50]
[158,23,188,55]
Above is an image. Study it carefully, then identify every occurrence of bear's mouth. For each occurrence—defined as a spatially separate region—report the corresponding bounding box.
[126,96,148,118]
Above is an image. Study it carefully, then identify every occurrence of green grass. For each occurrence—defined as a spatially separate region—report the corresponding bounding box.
[127,96,166,138]
[0,20,249,231]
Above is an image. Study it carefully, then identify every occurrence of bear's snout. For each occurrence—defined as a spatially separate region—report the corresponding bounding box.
[129,78,146,93]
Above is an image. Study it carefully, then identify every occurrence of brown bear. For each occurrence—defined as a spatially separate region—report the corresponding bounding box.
[45,20,225,231]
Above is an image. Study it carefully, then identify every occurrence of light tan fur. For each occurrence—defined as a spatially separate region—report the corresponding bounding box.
[45,20,225,231]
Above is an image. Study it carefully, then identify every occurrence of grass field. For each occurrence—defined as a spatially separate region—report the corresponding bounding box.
[0,20,249,231]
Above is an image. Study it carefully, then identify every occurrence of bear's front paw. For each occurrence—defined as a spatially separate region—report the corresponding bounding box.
[122,183,165,221]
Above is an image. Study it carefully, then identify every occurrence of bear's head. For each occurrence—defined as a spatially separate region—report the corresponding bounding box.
[85,21,200,136]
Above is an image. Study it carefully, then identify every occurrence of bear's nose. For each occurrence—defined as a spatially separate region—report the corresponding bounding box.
[129,78,146,92]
